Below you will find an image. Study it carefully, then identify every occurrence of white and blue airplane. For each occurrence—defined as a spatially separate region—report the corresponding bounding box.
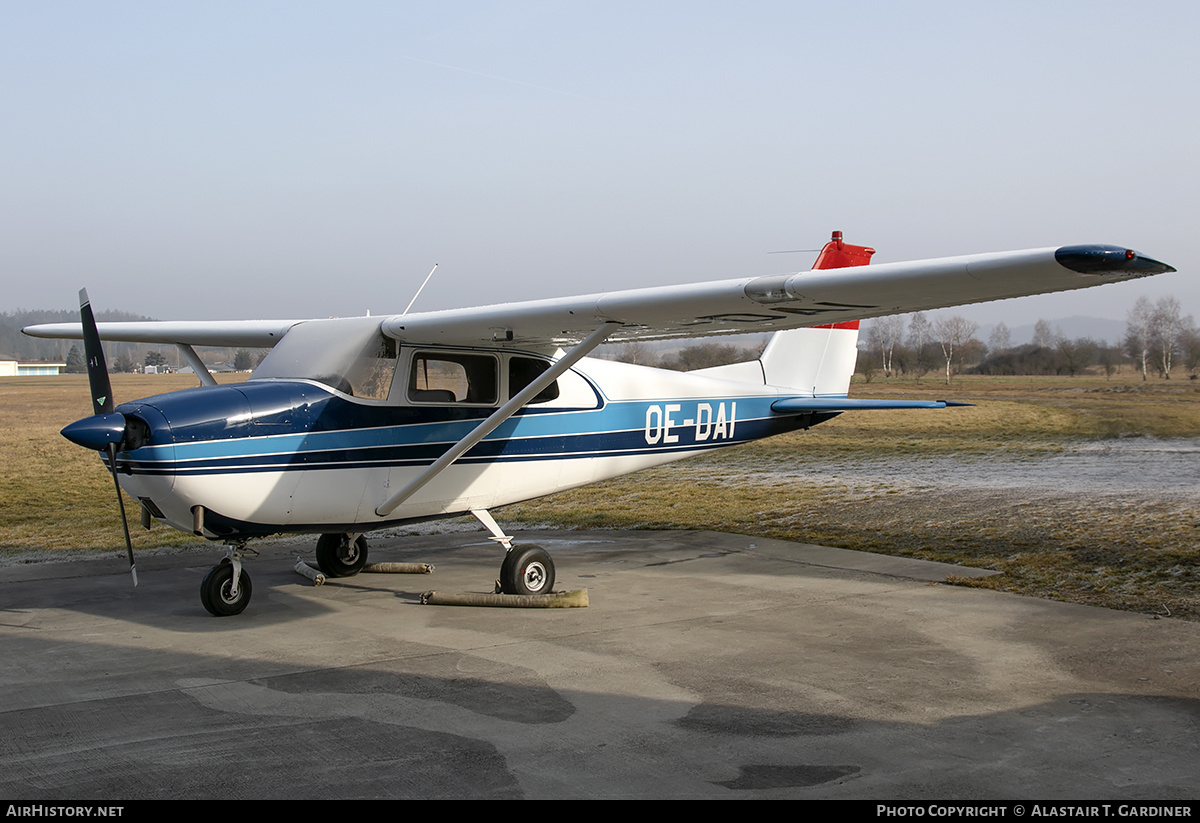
[23,234,1174,615]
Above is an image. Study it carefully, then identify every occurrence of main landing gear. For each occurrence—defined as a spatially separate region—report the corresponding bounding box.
[315,532,368,577]
[471,509,557,596]
[305,527,555,597]
[499,545,556,596]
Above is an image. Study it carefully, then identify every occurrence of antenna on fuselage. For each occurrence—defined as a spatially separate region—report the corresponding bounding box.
[403,263,439,316]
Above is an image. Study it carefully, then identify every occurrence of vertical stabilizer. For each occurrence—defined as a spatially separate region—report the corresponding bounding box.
[758,231,875,393]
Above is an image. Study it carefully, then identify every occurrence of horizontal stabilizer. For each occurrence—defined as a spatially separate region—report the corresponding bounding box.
[771,397,973,413]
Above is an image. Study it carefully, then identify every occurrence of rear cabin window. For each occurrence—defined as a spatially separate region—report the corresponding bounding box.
[409,352,498,404]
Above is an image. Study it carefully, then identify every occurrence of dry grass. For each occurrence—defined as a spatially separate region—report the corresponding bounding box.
[503,373,1200,620]
[0,374,245,555]
[2,371,1198,619]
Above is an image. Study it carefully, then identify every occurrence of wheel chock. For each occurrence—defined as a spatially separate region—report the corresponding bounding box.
[420,589,589,608]
[363,562,434,574]
[294,558,325,586]
[301,560,434,580]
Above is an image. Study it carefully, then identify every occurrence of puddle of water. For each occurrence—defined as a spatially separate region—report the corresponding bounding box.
[787,439,1200,496]
[698,438,1200,499]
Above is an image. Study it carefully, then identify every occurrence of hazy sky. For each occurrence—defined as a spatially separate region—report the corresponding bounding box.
[3,1,1196,327]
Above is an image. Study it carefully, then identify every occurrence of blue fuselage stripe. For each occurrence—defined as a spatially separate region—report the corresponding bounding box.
[116,383,806,478]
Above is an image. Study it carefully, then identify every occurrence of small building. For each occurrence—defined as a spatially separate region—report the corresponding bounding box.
[0,360,67,376]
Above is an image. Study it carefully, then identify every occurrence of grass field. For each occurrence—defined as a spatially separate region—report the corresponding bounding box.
[0,374,243,555]
[2,371,1198,618]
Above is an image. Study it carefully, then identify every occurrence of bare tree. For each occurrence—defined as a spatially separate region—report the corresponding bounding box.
[865,316,906,377]
[881,315,906,376]
[1125,296,1154,381]
[664,342,761,371]
[1032,318,1054,349]
[1054,330,1098,377]
[906,312,935,379]
[1150,296,1191,378]
[1097,345,1125,379]
[933,315,979,384]
[610,341,659,367]
[988,322,1012,356]
[1182,327,1200,378]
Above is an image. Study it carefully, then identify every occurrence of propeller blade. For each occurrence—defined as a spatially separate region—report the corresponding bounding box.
[79,288,114,416]
[75,289,137,586]
[106,442,138,587]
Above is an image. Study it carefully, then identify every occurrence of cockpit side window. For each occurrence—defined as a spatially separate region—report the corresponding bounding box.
[409,352,498,404]
[509,357,560,404]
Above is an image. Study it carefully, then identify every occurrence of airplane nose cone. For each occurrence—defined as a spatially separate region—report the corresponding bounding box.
[61,412,127,451]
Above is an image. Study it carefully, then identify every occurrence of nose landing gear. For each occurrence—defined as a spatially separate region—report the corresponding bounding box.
[200,541,256,616]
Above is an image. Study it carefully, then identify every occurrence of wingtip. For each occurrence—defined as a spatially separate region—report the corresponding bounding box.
[1055,245,1175,276]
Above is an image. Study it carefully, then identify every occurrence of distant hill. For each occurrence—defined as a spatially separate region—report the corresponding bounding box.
[0,308,157,362]
[0,308,263,370]
[981,317,1127,347]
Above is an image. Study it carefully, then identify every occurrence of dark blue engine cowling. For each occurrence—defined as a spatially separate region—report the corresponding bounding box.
[116,382,327,447]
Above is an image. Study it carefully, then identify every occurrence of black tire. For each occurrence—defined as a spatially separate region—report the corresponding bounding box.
[315,533,368,578]
[500,545,555,596]
[200,562,252,617]
[499,547,518,588]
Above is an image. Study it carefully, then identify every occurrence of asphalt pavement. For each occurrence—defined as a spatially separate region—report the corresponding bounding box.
[1,529,1197,799]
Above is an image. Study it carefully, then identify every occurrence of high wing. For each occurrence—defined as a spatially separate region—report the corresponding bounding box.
[383,245,1172,348]
[21,318,304,348]
[22,244,1173,349]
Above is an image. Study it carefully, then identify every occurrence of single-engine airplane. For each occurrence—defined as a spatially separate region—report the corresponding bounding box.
[23,233,1174,615]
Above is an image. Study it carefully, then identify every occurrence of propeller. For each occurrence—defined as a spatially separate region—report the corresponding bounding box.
[61,289,138,586]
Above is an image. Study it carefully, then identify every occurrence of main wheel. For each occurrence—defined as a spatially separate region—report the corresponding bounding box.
[500,545,555,596]
[200,563,253,616]
[315,533,368,578]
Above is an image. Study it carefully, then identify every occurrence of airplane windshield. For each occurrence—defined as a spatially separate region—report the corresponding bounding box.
[250,316,397,400]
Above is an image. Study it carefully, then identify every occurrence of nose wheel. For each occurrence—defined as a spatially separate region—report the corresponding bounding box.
[499,545,555,595]
[200,560,253,616]
[200,540,256,616]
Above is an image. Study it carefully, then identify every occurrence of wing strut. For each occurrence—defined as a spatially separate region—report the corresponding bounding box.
[375,322,620,517]
[176,343,216,387]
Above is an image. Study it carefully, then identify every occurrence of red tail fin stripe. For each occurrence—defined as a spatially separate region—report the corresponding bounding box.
[807,232,872,331]
[811,231,876,271]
